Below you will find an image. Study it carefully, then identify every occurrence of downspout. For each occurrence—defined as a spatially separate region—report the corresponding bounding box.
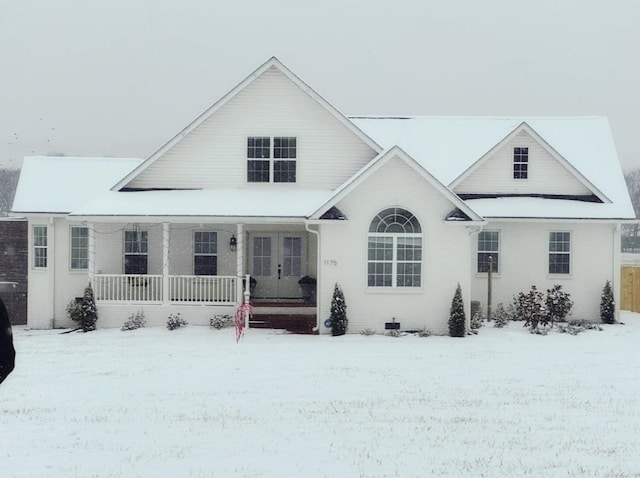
[50,217,56,329]
[467,224,484,329]
[305,221,320,333]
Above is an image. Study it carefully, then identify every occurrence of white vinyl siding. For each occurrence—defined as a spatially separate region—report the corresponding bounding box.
[126,67,378,190]
[454,130,592,196]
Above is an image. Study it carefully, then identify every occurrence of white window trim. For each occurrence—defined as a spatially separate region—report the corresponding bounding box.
[123,229,149,274]
[33,225,48,269]
[548,230,572,277]
[69,226,89,271]
[193,230,218,276]
[366,232,423,290]
[513,146,529,180]
[476,230,500,276]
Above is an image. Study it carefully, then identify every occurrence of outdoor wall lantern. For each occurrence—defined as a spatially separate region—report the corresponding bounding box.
[229,235,237,252]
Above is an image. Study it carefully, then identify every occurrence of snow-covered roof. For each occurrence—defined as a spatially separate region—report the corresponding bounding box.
[11,156,143,215]
[349,116,635,219]
[69,189,334,221]
[466,197,633,220]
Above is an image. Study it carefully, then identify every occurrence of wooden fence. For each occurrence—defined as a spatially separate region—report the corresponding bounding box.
[621,266,640,312]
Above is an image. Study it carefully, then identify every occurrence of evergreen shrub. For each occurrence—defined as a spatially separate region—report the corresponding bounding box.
[601,280,615,324]
[330,283,348,336]
[448,284,466,337]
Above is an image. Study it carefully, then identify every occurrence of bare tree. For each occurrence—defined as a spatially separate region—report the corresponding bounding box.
[0,169,20,216]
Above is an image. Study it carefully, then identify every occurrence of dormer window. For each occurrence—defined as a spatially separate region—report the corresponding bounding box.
[513,147,528,179]
[247,136,296,183]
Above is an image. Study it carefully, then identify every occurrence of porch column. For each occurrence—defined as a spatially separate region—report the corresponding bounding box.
[236,223,244,304]
[87,222,95,286]
[163,223,170,304]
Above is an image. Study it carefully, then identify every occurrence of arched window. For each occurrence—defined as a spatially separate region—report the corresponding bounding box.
[367,208,422,288]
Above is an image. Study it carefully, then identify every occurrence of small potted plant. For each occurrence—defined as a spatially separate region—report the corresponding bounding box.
[298,276,317,304]
[242,276,257,296]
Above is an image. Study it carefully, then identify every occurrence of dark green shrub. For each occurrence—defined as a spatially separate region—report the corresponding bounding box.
[600,280,615,324]
[448,284,466,337]
[330,283,348,336]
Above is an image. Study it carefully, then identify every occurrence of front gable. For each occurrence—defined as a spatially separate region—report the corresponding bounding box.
[118,58,380,191]
[451,123,608,201]
[311,146,484,223]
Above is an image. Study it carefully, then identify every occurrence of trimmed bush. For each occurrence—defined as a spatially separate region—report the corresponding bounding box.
[330,283,348,336]
[210,314,233,330]
[601,280,615,324]
[492,303,509,328]
[121,310,146,331]
[449,284,466,337]
[167,313,187,330]
[68,283,98,332]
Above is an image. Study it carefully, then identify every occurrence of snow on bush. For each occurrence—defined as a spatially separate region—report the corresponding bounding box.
[492,303,509,328]
[516,285,545,331]
[545,284,573,326]
[601,280,615,324]
[360,328,376,336]
[210,314,233,330]
[121,309,146,331]
[330,283,348,336]
[448,283,466,337]
[166,313,187,330]
[557,319,603,335]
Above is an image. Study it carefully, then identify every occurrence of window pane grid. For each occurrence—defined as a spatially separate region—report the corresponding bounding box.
[513,147,529,179]
[477,231,499,273]
[194,231,217,275]
[247,137,270,158]
[282,237,302,276]
[252,237,272,277]
[273,160,296,183]
[273,137,296,159]
[549,232,571,274]
[247,160,270,182]
[33,226,47,268]
[368,209,422,289]
[124,230,148,274]
[70,227,89,270]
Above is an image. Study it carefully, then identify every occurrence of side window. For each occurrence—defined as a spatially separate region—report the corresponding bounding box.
[549,231,571,274]
[33,225,47,268]
[477,231,499,273]
[367,208,422,288]
[70,226,89,270]
[124,229,148,274]
[194,231,217,275]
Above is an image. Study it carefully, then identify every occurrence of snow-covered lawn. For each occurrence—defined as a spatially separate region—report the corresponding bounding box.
[2,315,640,478]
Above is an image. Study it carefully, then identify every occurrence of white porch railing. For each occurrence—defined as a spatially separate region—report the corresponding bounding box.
[94,274,163,302]
[93,274,238,304]
[170,275,237,303]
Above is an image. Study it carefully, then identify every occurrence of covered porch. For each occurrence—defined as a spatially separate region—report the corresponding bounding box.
[85,220,319,330]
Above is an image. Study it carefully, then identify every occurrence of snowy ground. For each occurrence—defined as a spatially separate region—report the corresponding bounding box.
[2,315,640,478]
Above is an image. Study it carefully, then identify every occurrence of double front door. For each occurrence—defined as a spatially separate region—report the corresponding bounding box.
[249,233,306,299]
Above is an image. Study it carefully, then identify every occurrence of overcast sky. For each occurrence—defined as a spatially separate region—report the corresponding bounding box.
[2,0,639,171]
